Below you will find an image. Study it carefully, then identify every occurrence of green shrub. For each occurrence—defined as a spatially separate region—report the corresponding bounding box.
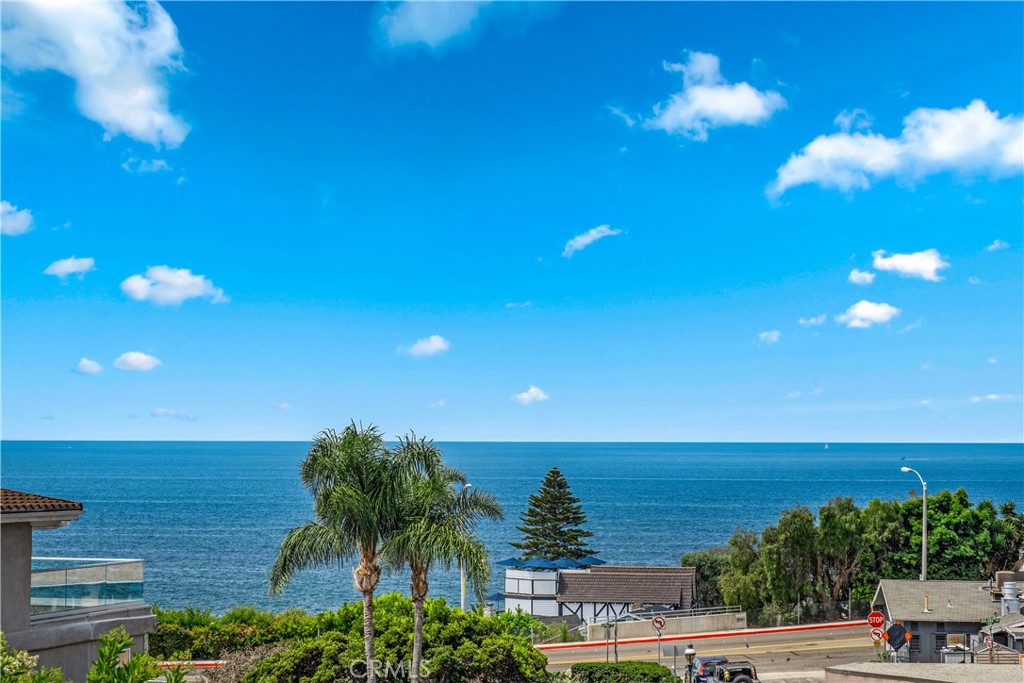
[86,627,160,683]
[571,661,679,683]
[149,623,194,660]
[1,632,69,683]
[152,594,549,682]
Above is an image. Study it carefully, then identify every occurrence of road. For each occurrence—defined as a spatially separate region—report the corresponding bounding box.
[540,622,878,682]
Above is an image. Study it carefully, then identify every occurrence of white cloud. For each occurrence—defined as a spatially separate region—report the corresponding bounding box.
[768,100,1023,198]
[1,1,189,147]
[379,0,487,49]
[970,393,1014,403]
[835,300,901,329]
[274,402,291,411]
[513,385,549,405]
[834,108,874,132]
[44,256,95,280]
[988,357,998,364]
[848,268,875,285]
[645,51,786,141]
[608,105,637,128]
[505,301,532,309]
[798,313,826,327]
[74,358,102,374]
[430,398,446,409]
[151,407,197,421]
[785,390,802,399]
[122,157,172,174]
[986,239,1010,252]
[872,248,949,281]
[114,351,161,371]
[1,200,35,236]
[758,330,781,344]
[399,334,451,358]
[562,224,622,258]
[121,265,228,305]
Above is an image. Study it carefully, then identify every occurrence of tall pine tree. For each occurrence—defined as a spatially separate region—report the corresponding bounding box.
[512,467,594,560]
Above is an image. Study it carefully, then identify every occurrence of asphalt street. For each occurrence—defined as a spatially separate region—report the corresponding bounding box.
[540,623,879,682]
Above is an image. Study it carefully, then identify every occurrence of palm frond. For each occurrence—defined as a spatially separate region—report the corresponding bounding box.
[269,522,355,595]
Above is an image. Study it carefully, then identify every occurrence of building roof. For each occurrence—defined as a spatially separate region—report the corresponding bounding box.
[873,579,999,624]
[557,565,695,605]
[1,489,83,513]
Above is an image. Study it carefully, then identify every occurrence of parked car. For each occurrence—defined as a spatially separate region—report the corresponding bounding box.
[692,655,729,683]
[708,661,760,683]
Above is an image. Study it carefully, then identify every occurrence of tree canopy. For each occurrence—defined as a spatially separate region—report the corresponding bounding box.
[512,467,594,561]
[686,488,1022,612]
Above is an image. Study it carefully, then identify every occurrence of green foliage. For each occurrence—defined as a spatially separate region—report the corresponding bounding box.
[512,467,594,561]
[86,627,159,683]
[155,605,217,629]
[152,594,549,682]
[718,530,766,611]
[1,631,70,683]
[760,506,818,607]
[715,488,1021,611]
[163,664,188,683]
[571,661,679,683]
[680,546,731,607]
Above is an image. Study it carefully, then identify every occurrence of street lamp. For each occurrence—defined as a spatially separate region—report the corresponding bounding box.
[901,467,927,581]
[459,483,472,611]
[683,643,696,683]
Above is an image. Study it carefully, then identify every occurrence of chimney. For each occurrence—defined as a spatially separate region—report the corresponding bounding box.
[923,595,931,612]
[1001,581,1020,616]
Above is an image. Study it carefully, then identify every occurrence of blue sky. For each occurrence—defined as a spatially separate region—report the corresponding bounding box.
[2,1,1021,442]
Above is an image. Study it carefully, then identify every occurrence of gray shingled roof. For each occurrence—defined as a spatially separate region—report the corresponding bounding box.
[873,580,1000,623]
[557,565,695,605]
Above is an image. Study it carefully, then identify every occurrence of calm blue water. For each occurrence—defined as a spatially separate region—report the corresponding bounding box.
[2,441,1020,614]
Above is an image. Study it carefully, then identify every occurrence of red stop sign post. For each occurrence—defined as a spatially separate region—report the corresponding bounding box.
[867,611,885,629]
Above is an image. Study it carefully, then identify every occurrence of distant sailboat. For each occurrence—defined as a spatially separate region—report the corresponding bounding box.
[824,442,829,450]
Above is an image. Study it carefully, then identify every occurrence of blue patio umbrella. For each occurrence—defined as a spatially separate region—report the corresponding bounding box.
[495,557,522,567]
[552,557,580,569]
[521,558,558,570]
[576,555,606,566]
[486,592,505,602]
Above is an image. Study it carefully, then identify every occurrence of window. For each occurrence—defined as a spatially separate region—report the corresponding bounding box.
[934,633,947,651]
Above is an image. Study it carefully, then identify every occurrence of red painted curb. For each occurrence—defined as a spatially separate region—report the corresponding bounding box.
[536,620,869,651]
[157,661,226,669]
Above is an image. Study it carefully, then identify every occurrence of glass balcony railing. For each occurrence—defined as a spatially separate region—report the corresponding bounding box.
[30,557,145,615]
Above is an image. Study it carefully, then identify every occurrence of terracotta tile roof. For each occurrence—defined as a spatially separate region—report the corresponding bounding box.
[0,489,83,514]
[557,565,696,605]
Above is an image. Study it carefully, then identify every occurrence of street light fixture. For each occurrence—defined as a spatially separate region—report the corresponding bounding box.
[900,467,927,581]
[460,483,472,611]
[683,643,696,683]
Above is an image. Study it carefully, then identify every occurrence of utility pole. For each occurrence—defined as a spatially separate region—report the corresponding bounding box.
[614,619,619,663]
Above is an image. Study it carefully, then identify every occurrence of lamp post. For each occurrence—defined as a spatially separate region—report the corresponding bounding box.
[459,483,472,611]
[900,467,927,581]
[683,643,696,683]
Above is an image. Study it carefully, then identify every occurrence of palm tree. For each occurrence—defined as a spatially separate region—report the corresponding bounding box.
[270,423,436,683]
[387,439,503,683]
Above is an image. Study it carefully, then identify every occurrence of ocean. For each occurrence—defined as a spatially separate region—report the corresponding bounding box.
[2,441,1020,614]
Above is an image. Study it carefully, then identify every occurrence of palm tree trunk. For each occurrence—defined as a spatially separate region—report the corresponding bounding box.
[411,597,425,683]
[410,563,429,683]
[363,589,376,683]
[355,555,381,683]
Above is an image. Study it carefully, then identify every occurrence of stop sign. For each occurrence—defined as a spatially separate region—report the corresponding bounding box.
[867,611,885,628]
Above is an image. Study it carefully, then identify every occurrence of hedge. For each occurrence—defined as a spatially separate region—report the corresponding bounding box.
[571,661,679,683]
